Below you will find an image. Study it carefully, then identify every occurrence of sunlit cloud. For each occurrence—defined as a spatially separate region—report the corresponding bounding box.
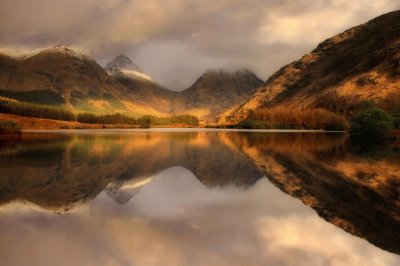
[257,0,400,45]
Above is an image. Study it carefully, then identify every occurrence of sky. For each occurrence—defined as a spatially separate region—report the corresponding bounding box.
[0,0,399,90]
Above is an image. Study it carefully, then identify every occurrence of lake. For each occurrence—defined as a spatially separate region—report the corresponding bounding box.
[0,129,399,266]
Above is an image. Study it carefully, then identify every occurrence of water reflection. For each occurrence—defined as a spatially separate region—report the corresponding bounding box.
[0,130,399,265]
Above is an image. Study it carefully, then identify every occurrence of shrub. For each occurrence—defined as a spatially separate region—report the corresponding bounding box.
[246,107,347,130]
[147,114,199,126]
[169,114,199,126]
[315,91,360,115]
[276,123,300,129]
[237,120,271,129]
[139,116,151,128]
[76,113,98,124]
[237,120,256,129]
[324,121,346,131]
[77,113,137,125]
[393,118,400,129]
[391,111,400,129]
[137,114,199,127]
[350,107,394,138]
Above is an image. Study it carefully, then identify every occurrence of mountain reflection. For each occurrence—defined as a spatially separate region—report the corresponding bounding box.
[0,130,399,255]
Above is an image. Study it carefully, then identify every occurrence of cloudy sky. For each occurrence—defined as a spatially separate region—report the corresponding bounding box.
[0,0,399,90]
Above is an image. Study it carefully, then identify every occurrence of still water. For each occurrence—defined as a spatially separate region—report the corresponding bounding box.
[0,129,399,266]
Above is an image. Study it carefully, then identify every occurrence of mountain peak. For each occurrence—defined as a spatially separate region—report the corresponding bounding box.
[195,68,262,87]
[0,45,88,60]
[105,55,153,82]
[202,68,258,78]
[36,46,89,59]
[108,54,141,72]
[115,54,132,62]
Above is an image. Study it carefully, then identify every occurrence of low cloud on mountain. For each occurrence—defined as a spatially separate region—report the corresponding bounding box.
[0,0,398,89]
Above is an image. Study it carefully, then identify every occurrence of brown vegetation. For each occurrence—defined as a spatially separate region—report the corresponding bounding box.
[0,113,132,130]
[245,107,347,130]
[0,113,199,130]
[220,10,400,124]
[316,90,400,117]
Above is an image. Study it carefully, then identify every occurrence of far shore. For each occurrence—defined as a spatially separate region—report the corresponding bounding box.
[1,113,347,133]
[22,128,346,134]
[0,113,195,130]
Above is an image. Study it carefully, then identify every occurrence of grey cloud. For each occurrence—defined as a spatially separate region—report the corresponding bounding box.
[0,0,399,89]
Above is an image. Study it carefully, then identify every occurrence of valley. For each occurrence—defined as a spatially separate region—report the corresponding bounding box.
[0,10,399,130]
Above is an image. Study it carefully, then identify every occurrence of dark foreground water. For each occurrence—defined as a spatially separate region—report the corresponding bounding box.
[0,129,399,266]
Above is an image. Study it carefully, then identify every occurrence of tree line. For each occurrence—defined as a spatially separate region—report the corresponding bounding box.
[0,96,199,127]
[0,96,75,121]
[239,107,347,130]
[77,113,199,127]
[76,113,137,124]
[237,101,400,138]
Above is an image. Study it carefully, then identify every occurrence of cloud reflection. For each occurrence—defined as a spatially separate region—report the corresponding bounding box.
[0,166,398,266]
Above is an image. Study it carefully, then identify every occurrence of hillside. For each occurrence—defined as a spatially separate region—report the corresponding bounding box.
[105,55,175,116]
[0,46,167,117]
[0,48,263,121]
[219,10,400,123]
[105,55,263,121]
[0,46,127,112]
[172,69,263,121]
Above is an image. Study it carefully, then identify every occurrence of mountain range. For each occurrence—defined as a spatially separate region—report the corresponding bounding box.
[105,54,264,121]
[0,10,399,124]
[0,48,263,122]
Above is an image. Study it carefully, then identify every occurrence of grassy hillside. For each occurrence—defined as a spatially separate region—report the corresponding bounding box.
[0,46,163,117]
[220,10,400,124]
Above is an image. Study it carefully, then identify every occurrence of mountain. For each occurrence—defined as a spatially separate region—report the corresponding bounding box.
[104,55,264,121]
[0,46,264,121]
[172,69,263,121]
[0,48,161,117]
[106,54,175,116]
[116,77,175,115]
[219,10,400,123]
[105,54,154,82]
[0,46,134,114]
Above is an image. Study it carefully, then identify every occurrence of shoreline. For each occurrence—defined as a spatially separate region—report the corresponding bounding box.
[22,128,347,134]
[1,114,348,134]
